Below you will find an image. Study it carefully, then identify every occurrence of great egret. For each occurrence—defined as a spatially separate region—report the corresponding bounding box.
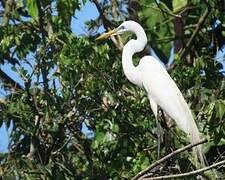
[97,20,204,165]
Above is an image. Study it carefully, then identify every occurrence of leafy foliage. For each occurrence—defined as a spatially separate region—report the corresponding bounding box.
[0,0,225,179]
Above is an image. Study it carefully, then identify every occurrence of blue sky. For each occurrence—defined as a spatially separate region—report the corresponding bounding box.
[0,1,99,153]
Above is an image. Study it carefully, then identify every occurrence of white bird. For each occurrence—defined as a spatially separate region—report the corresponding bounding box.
[97,20,204,165]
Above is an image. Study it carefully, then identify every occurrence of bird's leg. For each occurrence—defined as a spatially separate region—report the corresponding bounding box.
[160,110,174,155]
[149,96,161,159]
[156,108,161,160]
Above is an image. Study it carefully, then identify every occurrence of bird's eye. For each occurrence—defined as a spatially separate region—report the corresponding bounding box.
[120,25,125,30]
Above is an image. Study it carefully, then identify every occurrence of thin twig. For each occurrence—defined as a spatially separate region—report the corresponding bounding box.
[178,6,198,15]
[0,69,23,90]
[179,2,210,59]
[92,0,123,50]
[52,136,72,155]
[92,0,112,30]
[132,139,207,180]
[36,1,49,94]
[27,115,40,160]
[153,0,181,18]
[142,159,225,179]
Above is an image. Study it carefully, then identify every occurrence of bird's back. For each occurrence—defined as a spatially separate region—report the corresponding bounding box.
[138,56,205,165]
[138,56,196,135]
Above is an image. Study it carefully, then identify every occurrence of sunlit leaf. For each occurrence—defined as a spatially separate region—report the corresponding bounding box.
[26,0,39,18]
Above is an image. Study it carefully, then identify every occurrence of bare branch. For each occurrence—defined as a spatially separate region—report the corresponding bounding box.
[36,1,49,93]
[52,136,72,155]
[27,115,40,160]
[2,0,16,26]
[179,3,210,59]
[153,0,181,18]
[92,0,123,50]
[132,139,207,180]
[142,159,225,179]
[0,69,23,90]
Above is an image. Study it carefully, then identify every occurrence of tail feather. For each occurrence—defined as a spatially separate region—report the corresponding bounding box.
[176,93,205,167]
[189,120,205,167]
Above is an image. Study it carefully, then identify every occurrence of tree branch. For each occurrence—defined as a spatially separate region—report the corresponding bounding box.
[51,136,72,155]
[153,0,181,18]
[36,1,49,93]
[92,0,123,50]
[2,0,16,26]
[142,159,225,179]
[27,115,40,160]
[92,0,112,30]
[0,69,23,90]
[132,139,207,180]
[179,2,210,59]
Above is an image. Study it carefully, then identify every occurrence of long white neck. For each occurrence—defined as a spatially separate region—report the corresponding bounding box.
[122,24,147,87]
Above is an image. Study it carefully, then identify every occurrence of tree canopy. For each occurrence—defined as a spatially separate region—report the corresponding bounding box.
[0,0,225,179]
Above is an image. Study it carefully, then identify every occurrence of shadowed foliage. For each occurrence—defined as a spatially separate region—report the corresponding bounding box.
[0,0,225,179]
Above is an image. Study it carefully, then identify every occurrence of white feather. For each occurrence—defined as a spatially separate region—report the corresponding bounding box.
[119,20,204,165]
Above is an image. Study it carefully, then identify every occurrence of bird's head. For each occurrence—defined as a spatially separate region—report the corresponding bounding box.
[96,21,145,40]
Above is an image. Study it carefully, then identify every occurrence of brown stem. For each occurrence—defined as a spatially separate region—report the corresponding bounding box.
[142,159,225,179]
[92,0,123,50]
[132,139,207,180]
[154,0,181,18]
[179,2,210,59]
[2,0,16,26]
[27,115,40,160]
[36,1,49,93]
[0,69,23,90]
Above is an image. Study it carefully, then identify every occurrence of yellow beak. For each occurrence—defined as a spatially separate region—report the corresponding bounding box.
[96,29,117,40]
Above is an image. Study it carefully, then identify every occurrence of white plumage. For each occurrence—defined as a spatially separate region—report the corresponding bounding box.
[97,20,204,165]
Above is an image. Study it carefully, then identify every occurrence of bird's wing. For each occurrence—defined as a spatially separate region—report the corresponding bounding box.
[138,56,205,165]
[138,56,194,134]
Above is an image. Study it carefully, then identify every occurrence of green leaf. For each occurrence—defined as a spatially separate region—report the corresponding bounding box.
[215,100,225,120]
[214,129,220,144]
[173,0,187,12]
[26,0,39,18]
[206,102,215,122]
[11,66,17,72]
[112,123,119,133]
[95,131,105,141]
